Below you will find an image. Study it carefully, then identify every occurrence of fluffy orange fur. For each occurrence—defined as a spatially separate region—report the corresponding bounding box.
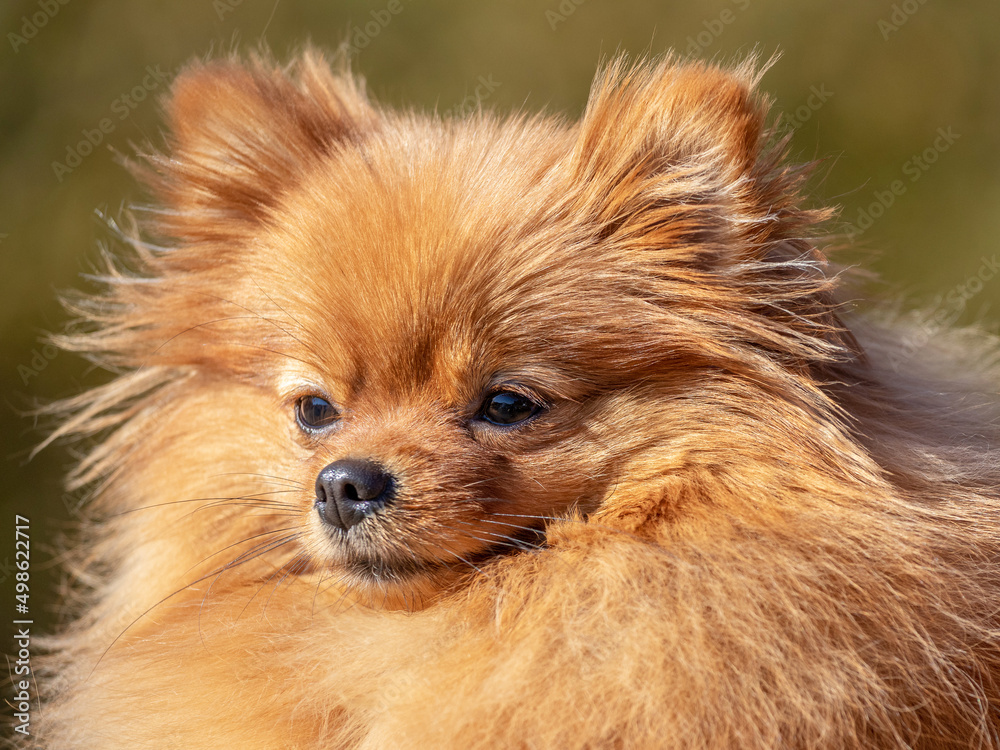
[31,48,1000,749]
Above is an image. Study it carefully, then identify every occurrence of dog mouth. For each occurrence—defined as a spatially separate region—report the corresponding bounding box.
[309,459,550,588]
[320,517,549,587]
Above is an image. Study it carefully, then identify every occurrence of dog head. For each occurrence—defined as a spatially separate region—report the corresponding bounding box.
[66,50,849,609]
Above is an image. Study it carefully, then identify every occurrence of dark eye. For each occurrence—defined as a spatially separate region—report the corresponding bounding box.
[481,391,541,426]
[295,395,339,431]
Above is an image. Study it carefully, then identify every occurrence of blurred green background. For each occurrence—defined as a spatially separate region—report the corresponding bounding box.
[1,0,998,637]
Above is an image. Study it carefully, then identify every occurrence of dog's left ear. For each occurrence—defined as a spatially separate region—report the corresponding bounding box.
[571,56,856,364]
[574,56,765,183]
[570,56,827,262]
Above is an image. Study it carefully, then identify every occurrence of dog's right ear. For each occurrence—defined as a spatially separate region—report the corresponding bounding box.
[137,48,378,244]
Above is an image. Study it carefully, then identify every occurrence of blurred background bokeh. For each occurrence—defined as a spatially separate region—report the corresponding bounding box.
[1,1,998,640]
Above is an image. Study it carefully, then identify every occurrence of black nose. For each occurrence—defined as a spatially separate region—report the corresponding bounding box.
[315,459,395,531]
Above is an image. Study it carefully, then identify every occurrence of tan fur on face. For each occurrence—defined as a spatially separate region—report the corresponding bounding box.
[33,48,1000,749]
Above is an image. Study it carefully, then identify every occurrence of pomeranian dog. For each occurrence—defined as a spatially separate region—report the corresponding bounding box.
[33,47,1000,749]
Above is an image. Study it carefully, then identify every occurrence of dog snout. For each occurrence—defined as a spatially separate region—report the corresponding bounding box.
[315,459,396,530]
